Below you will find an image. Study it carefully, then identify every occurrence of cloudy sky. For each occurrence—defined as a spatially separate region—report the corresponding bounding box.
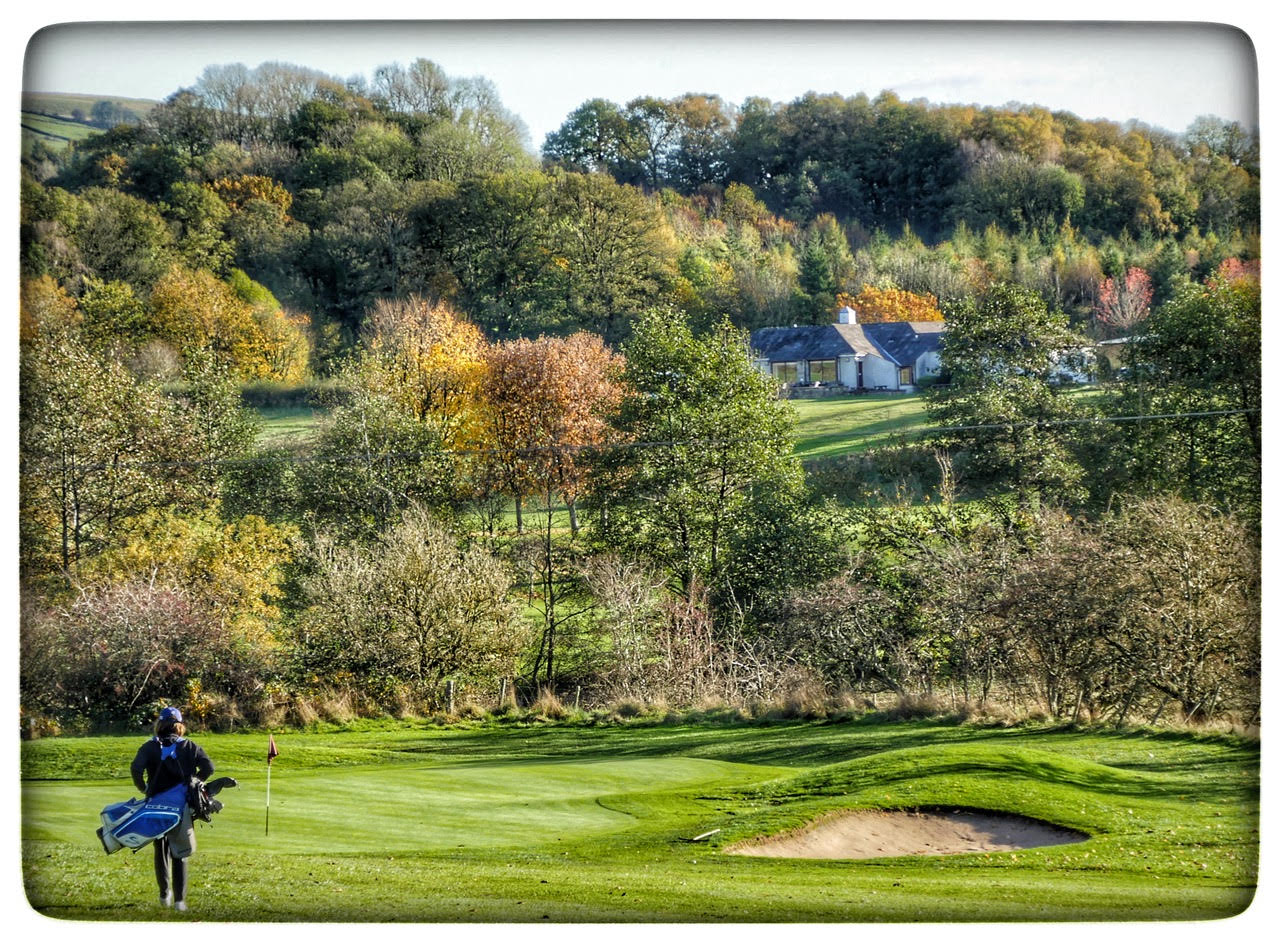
[22,16,1259,149]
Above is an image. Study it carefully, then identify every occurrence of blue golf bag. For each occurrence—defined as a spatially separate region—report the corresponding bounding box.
[97,775,238,854]
[97,782,188,854]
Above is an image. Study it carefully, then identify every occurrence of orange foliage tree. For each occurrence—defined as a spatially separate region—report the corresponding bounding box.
[478,332,625,533]
[837,284,944,323]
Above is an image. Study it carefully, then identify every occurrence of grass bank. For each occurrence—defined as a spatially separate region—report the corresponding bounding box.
[22,716,1258,922]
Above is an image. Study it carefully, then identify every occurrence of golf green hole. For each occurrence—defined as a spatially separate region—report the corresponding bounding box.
[726,807,1091,859]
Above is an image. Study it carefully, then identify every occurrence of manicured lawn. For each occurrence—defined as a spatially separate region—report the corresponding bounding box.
[789,385,1108,461]
[790,394,930,459]
[253,386,1106,464]
[21,717,1258,922]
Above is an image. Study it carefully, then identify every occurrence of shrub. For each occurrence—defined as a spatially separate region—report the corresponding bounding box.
[19,579,277,728]
[294,505,529,711]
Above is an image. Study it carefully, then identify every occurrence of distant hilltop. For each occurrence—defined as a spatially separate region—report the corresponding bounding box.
[21,91,158,153]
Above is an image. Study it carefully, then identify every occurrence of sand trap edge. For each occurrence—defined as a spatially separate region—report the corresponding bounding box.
[724,806,1091,860]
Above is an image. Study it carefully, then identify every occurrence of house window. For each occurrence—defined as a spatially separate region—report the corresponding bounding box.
[771,362,800,384]
[899,366,913,386]
[809,359,836,384]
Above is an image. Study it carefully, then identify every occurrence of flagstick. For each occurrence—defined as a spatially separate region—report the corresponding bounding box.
[265,760,272,836]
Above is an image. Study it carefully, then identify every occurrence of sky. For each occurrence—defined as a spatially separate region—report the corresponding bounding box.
[21,18,1260,149]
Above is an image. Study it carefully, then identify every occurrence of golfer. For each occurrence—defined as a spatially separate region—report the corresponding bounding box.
[130,706,214,913]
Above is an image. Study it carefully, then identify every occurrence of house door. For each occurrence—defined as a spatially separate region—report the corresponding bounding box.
[856,360,864,390]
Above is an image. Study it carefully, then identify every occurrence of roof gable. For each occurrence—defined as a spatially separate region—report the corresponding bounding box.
[860,321,944,366]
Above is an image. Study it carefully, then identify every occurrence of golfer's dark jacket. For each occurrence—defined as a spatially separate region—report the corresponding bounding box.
[131,736,214,797]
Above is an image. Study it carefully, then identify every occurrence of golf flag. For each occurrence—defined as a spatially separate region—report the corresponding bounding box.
[265,733,278,836]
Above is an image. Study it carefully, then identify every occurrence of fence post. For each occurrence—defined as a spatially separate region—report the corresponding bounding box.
[499,677,507,708]
[446,679,455,715]
[575,686,581,710]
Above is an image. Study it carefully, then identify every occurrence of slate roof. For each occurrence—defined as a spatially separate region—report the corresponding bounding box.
[750,321,944,367]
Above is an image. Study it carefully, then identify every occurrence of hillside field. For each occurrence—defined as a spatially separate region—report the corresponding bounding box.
[21,91,156,153]
[21,717,1258,923]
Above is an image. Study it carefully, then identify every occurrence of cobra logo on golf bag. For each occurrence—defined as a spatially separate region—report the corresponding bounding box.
[96,776,238,854]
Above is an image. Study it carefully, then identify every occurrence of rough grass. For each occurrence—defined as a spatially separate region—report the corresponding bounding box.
[21,716,1258,923]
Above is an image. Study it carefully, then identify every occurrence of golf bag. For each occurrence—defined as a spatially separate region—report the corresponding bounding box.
[97,773,238,855]
[96,783,188,854]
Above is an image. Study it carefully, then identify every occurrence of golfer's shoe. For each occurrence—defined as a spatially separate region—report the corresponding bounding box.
[175,901,187,913]
[160,893,173,907]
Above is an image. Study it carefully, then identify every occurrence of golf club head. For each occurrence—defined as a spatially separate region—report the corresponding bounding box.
[205,776,238,796]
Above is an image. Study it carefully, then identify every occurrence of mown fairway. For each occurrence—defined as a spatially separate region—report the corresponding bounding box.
[790,394,929,458]
[21,718,1258,922]
[253,394,935,460]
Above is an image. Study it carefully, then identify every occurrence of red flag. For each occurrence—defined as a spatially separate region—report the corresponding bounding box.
[267,733,279,764]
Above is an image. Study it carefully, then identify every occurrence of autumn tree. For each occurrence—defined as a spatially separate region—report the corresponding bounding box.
[355,295,487,447]
[839,284,943,323]
[1095,266,1153,335]
[148,264,308,381]
[476,333,626,691]
[478,332,624,533]
[78,504,296,648]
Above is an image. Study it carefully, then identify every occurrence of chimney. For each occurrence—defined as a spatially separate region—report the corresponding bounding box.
[836,305,857,325]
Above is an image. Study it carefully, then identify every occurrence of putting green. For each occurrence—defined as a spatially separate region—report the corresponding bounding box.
[20,719,1260,922]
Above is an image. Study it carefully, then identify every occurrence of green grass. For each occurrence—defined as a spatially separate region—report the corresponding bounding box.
[790,385,1109,462]
[255,406,326,451]
[252,386,1105,464]
[21,93,157,154]
[790,394,930,459]
[21,717,1258,922]
[21,112,101,154]
[22,91,158,118]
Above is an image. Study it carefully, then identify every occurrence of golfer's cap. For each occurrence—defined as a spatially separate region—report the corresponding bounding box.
[159,706,183,723]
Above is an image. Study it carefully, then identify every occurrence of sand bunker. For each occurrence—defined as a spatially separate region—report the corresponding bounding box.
[727,808,1089,860]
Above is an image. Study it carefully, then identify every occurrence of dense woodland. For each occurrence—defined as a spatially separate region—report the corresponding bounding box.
[18,60,1261,734]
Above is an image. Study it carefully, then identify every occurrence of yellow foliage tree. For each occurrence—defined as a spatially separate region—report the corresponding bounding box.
[148,264,309,382]
[149,264,266,378]
[837,284,944,323]
[207,175,293,215]
[20,274,80,342]
[358,296,487,446]
[79,504,298,647]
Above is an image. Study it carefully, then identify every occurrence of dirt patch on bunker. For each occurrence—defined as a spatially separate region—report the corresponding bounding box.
[726,808,1089,860]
